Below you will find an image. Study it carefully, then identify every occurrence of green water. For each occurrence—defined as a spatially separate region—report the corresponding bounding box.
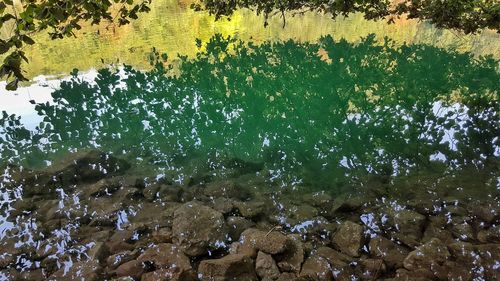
[1,35,499,192]
[0,3,499,280]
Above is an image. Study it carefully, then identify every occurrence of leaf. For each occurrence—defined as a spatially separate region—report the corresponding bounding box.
[22,35,35,45]
[5,78,19,91]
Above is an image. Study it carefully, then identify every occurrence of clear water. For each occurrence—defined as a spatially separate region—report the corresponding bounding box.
[0,2,499,280]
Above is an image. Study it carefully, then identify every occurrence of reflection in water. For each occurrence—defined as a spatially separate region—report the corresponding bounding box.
[13,0,500,80]
[0,35,499,280]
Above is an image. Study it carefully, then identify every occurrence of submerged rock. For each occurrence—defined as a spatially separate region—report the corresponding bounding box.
[255,251,281,280]
[137,243,192,274]
[198,254,258,281]
[403,238,450,272]
[300,255,333,281]
[49,260,102,281]
[172,202,227,256]
[240,228,292,255]
[331,221,365,257]
[368,236,409,269]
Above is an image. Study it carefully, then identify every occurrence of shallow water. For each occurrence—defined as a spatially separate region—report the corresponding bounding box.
[0,1,499,281]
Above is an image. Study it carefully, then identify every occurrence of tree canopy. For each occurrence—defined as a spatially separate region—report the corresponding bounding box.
[1,0,499,90]
[196,0,499,33]
[0,0,151,90]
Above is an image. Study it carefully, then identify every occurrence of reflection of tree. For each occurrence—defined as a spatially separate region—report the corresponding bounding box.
[1,34,498,189]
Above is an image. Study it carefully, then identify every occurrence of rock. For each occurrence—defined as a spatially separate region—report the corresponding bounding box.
[331,221,364,257]
[137,243,192,274]
[368,236,409,269]
[275,236,304,273]
[316,246,351,269]
[198,254,258,281]
[421,216,454,244]
[449,217,475,242]
[211,198,235,214]
[115,260,144,280]
[447,241,477,264]
[234,200,266,219]
[141,268,197,281]
[403,238,450,271]
[227,216,255,241]
[286,204,318,222]
[477,225,500,243]
[204,180,250,200]
[240,228,292,255]
[49,260,101,281]
[300,256,333,281]
[276,272,297,281]
[390,268,433,281]
[475,244,500,280]
[82,178,122,198]
[151,228,173,243]
[229,242,257,258]
[172,202,227,256]
[255,251,280,280]
[107,251,137,270]
[48,150,130,186]
[142,184,161,201]
[359,258,386,280]
[386,209,426,247]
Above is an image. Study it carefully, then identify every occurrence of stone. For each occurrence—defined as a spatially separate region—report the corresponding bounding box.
[359,258,386,280]
[449,217,475,242]
[151,228,173,243]
[198,254,258,281]
[475,244,500,280]
[331,221,364,257]
[275,236,304,273]
[211,198,235,214]
[300,256,333,281]
[229,242,257,258]
[227,216,255,241]
[234,200,266,219]
[477,225,500,243]
[255,251,280,280]
[368,236,409,269]
[137,243,192,274]
[386,209,426,247]
[49,260,101,281]
[403,238,450,271]
[204,180,250,200]
[240,228,292,255]
[87,241,108,262]
[316,246,351,269]
[172,202,227,256]
[421,216,454,244]
[106,251,137,270]
[141,268,197,281]
[115,260,144,280]
[276,272,297,281]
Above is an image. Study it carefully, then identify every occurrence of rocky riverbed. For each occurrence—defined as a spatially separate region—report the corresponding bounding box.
[0,150,498,281]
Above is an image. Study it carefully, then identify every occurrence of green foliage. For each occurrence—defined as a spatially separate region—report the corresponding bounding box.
[195,0,499,33]
[0,0,151,90]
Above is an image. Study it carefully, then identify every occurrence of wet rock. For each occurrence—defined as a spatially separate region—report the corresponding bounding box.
[276,272,297,281]
[211,198,235,214]
[198,254,258,281]
[285,204,318,222]
[275,236,304,273]
[421,216,454,244]
[172,202,227,256]
[82,178,122,198]
[240,228,292,255]
[447,241,477,264]
[49,260,102,281]
[156,185,182,202]
[229,242,257,258]
[255,251,280,280]
[449,217,475,241]
[475,244,500,280]
[368,236,409,269]
[390,268,433,281]
[115,260,144,280]
[107,230,136,254]
[141,268,197,281]
[137,243,192,274]
[143,184,160,201]
[331,221,364,257]
[107,250,138,270]
[359,258,386,280]
[151,227,173,243]
[300,255,333,281]
[316,246,351,269]
[403,238,450,271]
[234,200,266,219]
[204,180,251,200]
[48,150,130,186]
[386,209,426,247]
[87,241,108,261]
[303,192,332,209]
[17,269,47,281]
[227,216,255,241]
[477,225,500,243]
[471,201,499,224]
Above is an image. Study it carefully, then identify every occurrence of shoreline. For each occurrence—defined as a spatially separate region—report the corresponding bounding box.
[0,150,498,280]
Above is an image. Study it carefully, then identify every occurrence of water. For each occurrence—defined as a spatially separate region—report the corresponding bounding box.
[0,2,499,280]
